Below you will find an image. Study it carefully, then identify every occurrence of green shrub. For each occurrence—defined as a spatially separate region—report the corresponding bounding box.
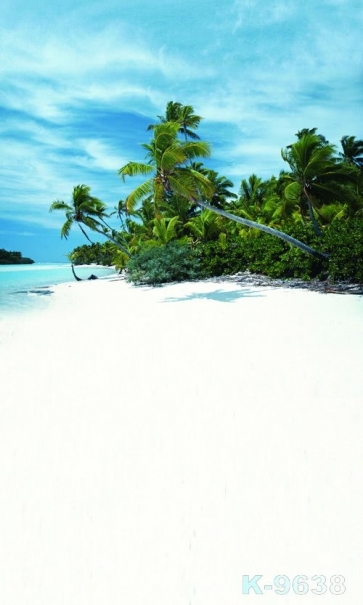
[196,225,328,280]
[248,225,327,280]
[125,241,201,285]
[324,218,363,282]
[125,219,363,285]
[195,238,249,277]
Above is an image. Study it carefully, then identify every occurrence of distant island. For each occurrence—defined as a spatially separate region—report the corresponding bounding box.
[0,248,35,265]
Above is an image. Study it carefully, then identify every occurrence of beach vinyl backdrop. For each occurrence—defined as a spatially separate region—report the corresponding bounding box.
[1,0,362,261]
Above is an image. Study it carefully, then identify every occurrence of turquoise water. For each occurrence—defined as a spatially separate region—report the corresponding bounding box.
[0,264,116,317]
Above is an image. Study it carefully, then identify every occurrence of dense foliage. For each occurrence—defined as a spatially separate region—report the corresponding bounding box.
[51,102,363,284]
[68,242,116,266]
[126,242,201,286]
[0,248,34,265]
[324,219,363,282]
[195,227,327,281]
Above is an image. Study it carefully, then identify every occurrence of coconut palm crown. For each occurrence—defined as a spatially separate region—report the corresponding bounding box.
[49,185,108,242]
[147,101,202,141]
[49,184,131,256]
[340,135,363,169]
[281,133,355,235]
[118,121,213,214]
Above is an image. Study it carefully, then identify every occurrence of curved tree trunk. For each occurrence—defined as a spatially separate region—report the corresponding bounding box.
[195,199,329,260]
[71,264,99,281]
[71,264,83,281]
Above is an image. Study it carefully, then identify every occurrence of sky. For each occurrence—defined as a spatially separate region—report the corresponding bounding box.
[1,0,362,262]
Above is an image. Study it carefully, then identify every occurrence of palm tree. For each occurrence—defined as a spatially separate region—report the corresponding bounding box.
[239,174,267,211]
[340,135,363,169]
[118,121,213,214]
[119,123,328,259]
[148,101,202,141]
[191,163,237,209]
[49,184,131,257]
[281,134,355,236]
[177,104,202,141]
[113,199,130,231]
[160,194,196,223]
[152,216,181,245]
[185,209,225,243]
[294,128,328,144]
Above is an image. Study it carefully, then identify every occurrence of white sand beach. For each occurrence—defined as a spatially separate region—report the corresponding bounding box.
[0,278,362,604]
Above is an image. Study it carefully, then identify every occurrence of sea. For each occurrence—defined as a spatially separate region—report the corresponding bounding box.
[0,263,116,318]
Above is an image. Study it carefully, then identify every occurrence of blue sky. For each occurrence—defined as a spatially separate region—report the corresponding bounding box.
[1,0,362,262]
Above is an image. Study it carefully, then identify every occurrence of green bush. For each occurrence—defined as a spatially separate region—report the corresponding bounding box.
[247,224,327,280]
[196,225,328,280]
[125,219,363,285]
[324,218,363,282]
[195,238,249,277]
[125,241,201,285]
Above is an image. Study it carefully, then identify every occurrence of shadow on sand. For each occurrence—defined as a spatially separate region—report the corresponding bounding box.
[161,287,265,303]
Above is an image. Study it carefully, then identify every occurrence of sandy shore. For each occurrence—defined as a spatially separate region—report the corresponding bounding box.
[0,278,362,604]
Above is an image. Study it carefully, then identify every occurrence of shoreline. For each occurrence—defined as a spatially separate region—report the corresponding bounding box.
[0,277,362,604]
[0,263,117,321]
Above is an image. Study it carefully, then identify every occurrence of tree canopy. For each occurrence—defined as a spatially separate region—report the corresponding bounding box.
[50,101,363,282]
[0,249,34,265]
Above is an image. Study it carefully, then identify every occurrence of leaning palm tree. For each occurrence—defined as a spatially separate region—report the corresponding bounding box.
[49,184,131,257]
[119,123,328,259]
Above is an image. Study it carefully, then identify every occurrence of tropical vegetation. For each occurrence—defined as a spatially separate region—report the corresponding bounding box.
[50,102,363,284]
[0,249,34,264]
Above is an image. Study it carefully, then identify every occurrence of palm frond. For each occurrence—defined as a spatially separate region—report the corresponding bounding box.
[125,179,154,213]
[310,181,350,203]
[118,162,154,180]
[160,145,187,170]
[188,169,215,198]
[183,141,211,160]
[60,217,73,239]
[49,200,72,213]
[167,174,197,200]
[284,181,302,202]
[182,129,200,140]
[152,216,180,243]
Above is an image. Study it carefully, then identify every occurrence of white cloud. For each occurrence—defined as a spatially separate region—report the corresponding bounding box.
[0,230,35,237]
[76,139,126,171]
[231,0,295,31]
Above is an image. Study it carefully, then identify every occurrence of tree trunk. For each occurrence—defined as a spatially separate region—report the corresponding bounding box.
[71,264,83,281]
[86,224,132,258]
[303,186,323,237]
[78,223,94,244]
[195,199,329,260]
